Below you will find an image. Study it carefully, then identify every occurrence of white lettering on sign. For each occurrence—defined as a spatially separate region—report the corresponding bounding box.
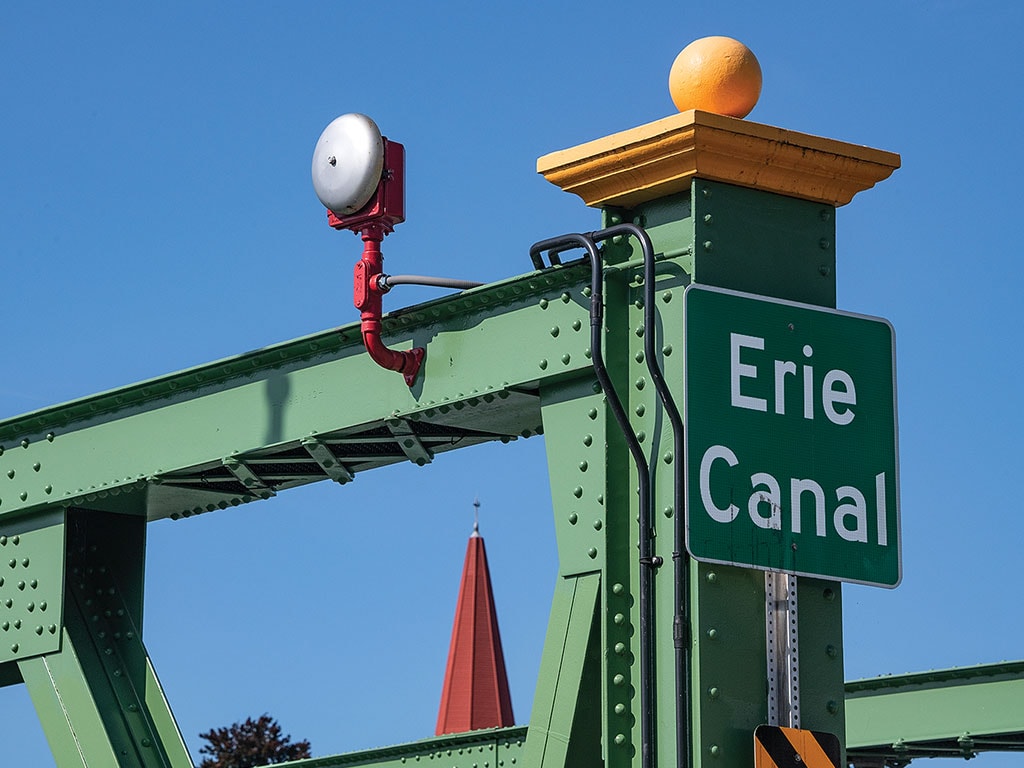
[700,445,739,523]
[729,334,857,425]
[730,334,767,412]
[698,444,889,546]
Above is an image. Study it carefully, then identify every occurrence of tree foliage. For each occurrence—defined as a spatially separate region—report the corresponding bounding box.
[198,714,312,767]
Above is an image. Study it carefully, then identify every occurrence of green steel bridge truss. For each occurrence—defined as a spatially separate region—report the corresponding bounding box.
[1,179,1021,767]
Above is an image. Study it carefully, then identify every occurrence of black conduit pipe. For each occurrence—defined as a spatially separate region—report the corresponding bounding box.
[529,232,658,768]
[589,224,692,768]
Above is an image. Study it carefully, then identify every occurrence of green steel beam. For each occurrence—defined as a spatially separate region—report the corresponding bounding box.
[0,265,595,524]
[521,573,601,768]
[846,661,1024,765]
[273,726,527,768]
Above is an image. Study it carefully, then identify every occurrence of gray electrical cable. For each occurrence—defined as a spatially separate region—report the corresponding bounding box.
[377,274,483,292]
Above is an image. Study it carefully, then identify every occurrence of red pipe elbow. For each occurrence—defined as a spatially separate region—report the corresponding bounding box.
[353,226,424,387]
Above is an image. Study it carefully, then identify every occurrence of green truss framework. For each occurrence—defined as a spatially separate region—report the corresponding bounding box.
[1,179,1021,768]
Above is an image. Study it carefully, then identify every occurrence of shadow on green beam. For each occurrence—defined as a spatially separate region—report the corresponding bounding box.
[272,726,527,768]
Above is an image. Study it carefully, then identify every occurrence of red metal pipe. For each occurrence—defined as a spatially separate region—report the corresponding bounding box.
[353,224,424,386]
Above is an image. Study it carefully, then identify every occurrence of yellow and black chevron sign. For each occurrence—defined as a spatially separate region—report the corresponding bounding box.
[754,725,841,768]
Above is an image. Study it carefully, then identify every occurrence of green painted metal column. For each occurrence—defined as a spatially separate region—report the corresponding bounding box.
[526,179,848,768]
[670,180,847,767]
[533,105,898,768]
[14,508,192,767]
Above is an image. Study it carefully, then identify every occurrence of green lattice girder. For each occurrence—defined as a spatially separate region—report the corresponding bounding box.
[0,179,859,768]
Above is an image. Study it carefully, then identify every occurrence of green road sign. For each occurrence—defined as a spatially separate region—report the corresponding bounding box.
[684,285,901,587]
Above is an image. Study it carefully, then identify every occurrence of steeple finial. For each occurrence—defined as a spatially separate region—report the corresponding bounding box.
[472,497,481,536]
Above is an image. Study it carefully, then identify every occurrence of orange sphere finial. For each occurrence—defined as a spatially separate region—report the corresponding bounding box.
[668,36,762,118]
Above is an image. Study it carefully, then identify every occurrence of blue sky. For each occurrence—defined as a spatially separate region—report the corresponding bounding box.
[2,1,1023,765]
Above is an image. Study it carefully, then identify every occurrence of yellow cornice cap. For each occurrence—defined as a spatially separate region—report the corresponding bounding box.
[537,110,900,209]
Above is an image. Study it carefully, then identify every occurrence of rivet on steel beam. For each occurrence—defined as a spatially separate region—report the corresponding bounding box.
[614,734,626,745]
[634,324,645,337]
[663,452,673,464]
[32,463,40,472]
[827,700,839,715]
[823,588,836,601]
[710,745,721,757]
[587,547,598,558]
[561,354,571,365]
[612,583,624,595]
[6,470,13,479]
[10,644,18,653]
[819,238,831,250]
[561,292,571,303]
[614,613,625,625]
[613,674,625,686]
[588,408,598,420]
[583,434,593,447]
[21,439,29,448]
[44,485,52,494]
[636,431,646,443]
[614,643,626,655]
[538,359,548,370]
[706,571,718,583]
[573,486,583,498]
[572,319,581,331]
[635,377,646,390]
[593,519,603,530]
[826,644,838,658]
[1,621,7,630]
[48,625,56,634]
[568,513,578,525]
[664,506,674,518]
[35,625,42,635]
[703,241,713,252]
[550,326,559,337]
[582,286,592,297]
[709,687,720,699]
[707,628,718,640]
[614,703,626,715]
[578,461,588,472]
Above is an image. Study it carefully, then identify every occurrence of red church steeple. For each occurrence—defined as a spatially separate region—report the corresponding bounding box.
[435,501,514,735]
